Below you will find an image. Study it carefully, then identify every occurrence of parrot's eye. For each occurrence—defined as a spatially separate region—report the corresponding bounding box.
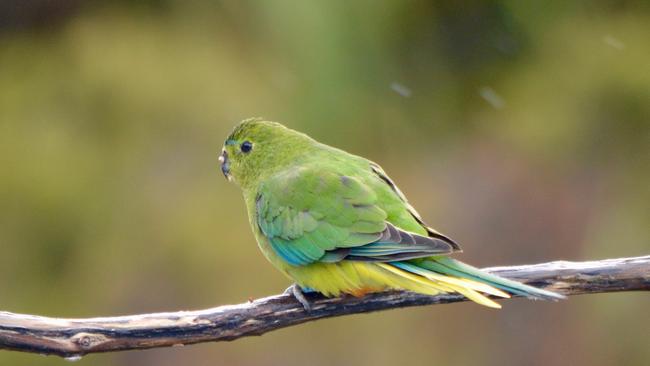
[240,141,253,153]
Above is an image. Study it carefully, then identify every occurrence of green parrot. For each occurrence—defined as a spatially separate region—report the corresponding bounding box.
[219,118,564,309]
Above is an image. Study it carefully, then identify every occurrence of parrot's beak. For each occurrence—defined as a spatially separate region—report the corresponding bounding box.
[219,149,231,180]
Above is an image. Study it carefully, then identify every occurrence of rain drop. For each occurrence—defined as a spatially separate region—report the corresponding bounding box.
[479,86,505,110]
[390,82,412,98]
[603,35,625,50]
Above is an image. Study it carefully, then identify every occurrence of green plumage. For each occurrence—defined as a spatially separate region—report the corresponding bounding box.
[220,118,564,308]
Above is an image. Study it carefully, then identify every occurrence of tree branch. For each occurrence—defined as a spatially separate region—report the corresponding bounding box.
[1,256,648,359]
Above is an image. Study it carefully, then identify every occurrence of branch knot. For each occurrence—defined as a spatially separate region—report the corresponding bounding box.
[71,332,108,350]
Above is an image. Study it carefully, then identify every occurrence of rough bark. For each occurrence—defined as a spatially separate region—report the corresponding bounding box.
[0,255,648,359]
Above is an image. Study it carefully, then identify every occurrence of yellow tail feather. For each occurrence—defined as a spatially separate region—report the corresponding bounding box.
[376,262,455,294]
[376,263,504,309]
[393,263,511,298]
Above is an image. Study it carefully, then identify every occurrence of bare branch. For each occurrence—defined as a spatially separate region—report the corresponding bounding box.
[1,256,648,359]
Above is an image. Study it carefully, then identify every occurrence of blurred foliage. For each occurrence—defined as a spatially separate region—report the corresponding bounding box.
[0,1,648,365]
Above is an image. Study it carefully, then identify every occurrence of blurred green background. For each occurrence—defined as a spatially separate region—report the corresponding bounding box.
[1,1,648,365]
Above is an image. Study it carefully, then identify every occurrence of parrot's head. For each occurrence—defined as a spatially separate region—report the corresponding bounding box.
[220,118,315,188]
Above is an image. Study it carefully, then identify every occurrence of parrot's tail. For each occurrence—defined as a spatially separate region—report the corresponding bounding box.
[376,257,565,309]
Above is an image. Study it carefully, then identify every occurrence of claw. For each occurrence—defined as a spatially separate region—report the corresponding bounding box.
[284,283,312,311]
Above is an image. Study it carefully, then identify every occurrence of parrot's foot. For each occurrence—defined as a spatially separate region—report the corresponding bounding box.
[284,283,312,311]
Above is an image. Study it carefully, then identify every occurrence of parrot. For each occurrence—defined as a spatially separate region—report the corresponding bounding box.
[219,118,565,310]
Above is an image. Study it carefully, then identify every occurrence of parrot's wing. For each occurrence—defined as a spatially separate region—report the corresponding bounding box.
[369,162,461,251]
[256,166,456,266]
